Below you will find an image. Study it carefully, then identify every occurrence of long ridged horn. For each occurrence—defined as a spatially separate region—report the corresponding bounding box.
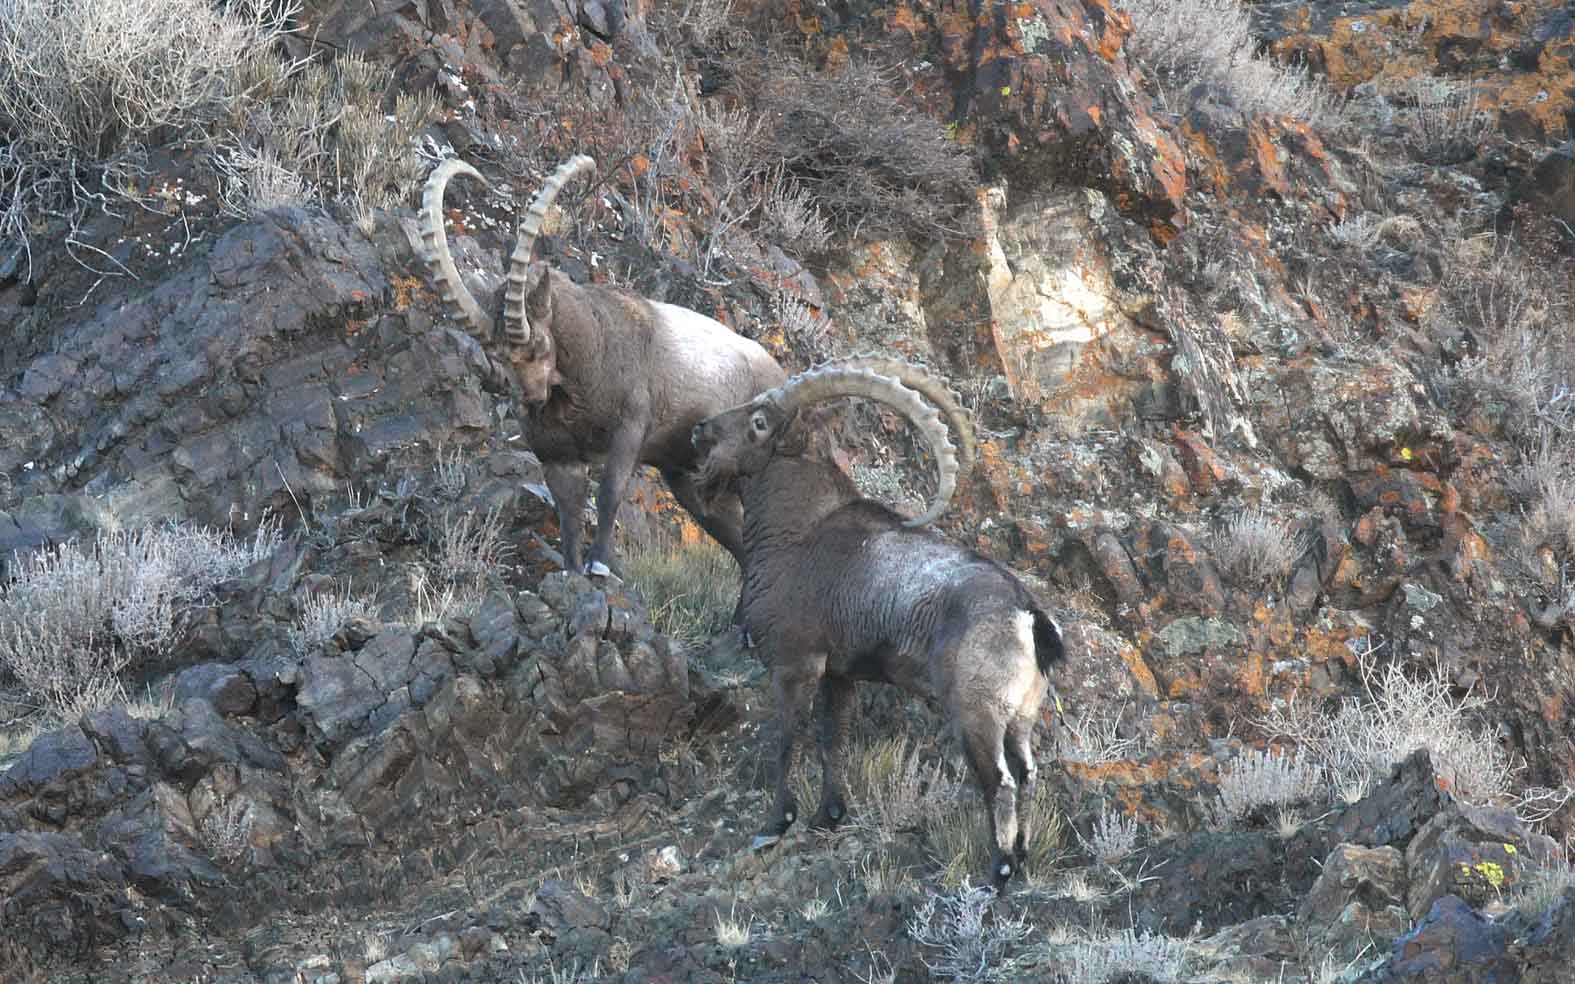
[833,354,976,479]
[420,158,494,338]
[503,155,596,348]
[769,365,960,527]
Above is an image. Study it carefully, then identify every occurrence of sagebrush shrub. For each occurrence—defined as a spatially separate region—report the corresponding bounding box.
[1210,747,1323,826]
[1261,643,1515,804]
[0,521,279,720]
[1116,0,1341,126]
[908,883,1036,984]
[1212,508,1298,585]
[0,0,299,257]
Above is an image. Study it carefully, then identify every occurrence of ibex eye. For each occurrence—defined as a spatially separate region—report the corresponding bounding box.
[750,412,770,434]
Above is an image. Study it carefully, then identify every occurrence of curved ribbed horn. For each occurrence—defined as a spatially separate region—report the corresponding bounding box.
[771,365,960,527]
[832,355,976,480]
[503,155,596,348]
[420,158,494,338]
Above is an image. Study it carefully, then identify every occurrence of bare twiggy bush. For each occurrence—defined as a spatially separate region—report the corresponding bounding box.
[199,795,254,865]
[908,883,1036,983]
[734,57,976,241]
[1212,508,1298,585]
[776,291,835,361]
[694,99,773,278]
[288,585,378,656]
[1046,927,1191,983]
[1405,76,1491,164]
[1513,785,1575,827]
[0,521,280,720]
[624,529,738,648]
[214,51,436,219]
[648,0,736,47]
[1208,747,1323,828]
[1056,704,1143,763]
[1261,641,1515,804]
[761,168,832,257]
[0,0,302,262]
[1435,229,1575,438]
[1116,0,1341,126]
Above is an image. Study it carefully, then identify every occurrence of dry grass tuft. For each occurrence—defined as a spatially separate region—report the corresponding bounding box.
[288,585,379,656]
[624,529,738,648]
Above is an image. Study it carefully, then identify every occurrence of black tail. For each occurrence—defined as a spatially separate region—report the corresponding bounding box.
[1031,608,1064,677]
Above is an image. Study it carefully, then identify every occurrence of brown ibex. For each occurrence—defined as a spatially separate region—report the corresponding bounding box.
[690,356,1064,890]
[418,156,786,581]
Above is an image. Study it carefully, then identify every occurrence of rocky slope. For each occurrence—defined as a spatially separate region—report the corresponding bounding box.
[2,0,1574,980]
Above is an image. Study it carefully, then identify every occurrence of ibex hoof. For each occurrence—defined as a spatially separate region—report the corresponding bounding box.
[750,834,782,851]
[586,560,611,578]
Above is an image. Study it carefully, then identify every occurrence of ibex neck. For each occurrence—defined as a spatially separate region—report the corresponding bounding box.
[544,273,611,375]
[741,456,859,545]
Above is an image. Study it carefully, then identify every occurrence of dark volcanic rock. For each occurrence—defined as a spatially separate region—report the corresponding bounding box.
[1367,895,1519,984]
[870,0,1186,232]
[0,206,509,543]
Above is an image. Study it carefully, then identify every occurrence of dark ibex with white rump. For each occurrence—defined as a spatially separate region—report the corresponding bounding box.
[690,356,1065,890]
[419,156,786,581]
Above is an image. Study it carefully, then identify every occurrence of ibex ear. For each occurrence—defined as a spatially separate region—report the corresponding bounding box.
[526,265,553,318]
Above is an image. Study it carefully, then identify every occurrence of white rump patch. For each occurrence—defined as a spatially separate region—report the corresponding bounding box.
[999,611,1041,714]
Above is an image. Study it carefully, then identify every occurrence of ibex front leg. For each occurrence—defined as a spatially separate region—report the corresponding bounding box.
[584,423,646,578]
[754,651,826,849]
[544,462,589,573]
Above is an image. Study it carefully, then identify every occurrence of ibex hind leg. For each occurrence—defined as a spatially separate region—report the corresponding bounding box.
[1004,716,1038,870]
[960,717,1020,894]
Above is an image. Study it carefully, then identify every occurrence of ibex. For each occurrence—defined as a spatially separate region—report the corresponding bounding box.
[690,356,1065,890]
[419,156,786,581]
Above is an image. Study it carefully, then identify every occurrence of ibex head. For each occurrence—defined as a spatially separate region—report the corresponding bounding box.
[420,155,596,405]
[692,356,975,527]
